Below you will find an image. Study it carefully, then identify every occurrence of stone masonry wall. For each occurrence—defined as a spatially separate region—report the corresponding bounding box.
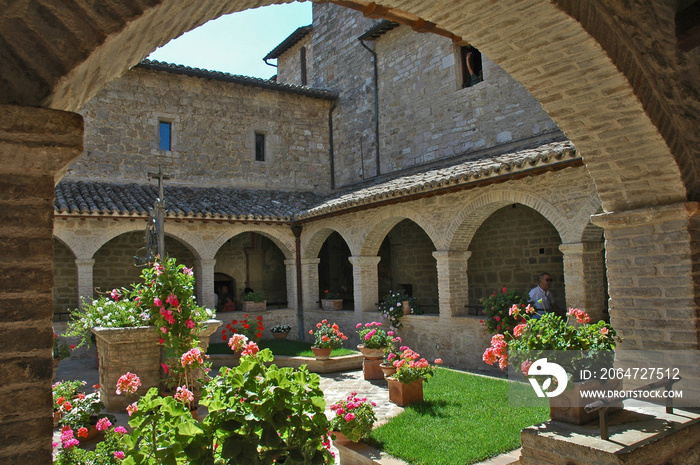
[276,34,313,87]
[467,204,565,309]
[64,67,332,191]
[53,238,78,318]
[92,231,195,295]
[375,26,560,173]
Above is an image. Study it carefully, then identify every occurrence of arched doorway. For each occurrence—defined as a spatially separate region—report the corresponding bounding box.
[317,231,354,309]
[214,232,288,309]
[467,204,563,313]
[377,219,439,314]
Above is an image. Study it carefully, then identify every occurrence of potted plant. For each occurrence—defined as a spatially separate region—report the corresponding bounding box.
[380,331,402,378]
[57,383,116,442]
[116,344,336,463]
[329,392,378,444]
[242,291,266,312]
[355,322,390,380]
[387,346,442,406]
[479,286,530,335]
[483,305,621,424]
[309,319,348,360]
[52,380,87,427]
[321,289,343,311]
[378,291,419,329]
[54,422,129,464]
[220,314,265,345]
[270,324,291,339]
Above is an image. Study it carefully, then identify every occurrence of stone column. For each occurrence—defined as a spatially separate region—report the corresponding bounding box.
[195,258,216,309]
[558,242,606,321]
[349,256,382,313]
[432,250,471,318]
[284,259,298,309]
[300,258,321,310]
[0,105,83,464]
[75,258,96,308]
[592,202,700,350]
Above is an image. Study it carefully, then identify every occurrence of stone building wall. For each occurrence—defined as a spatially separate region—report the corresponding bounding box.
[64,67,333,191]
[92,232,196,296]
[375,26,560,172]
[276,34,313,86]
[310,3,381,185]
[467,204,565,309]
[53,238,78,318]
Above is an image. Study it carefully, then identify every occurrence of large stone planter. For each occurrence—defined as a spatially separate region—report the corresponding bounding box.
[387,377,424,406]
[321,299,343,311]
[242,301,266,312]
[93,319,221,412]
[549,378,623,425]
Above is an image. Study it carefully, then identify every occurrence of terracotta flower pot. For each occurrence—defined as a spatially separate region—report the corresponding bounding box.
[548,378,623,425]
[311,347,332,360]
[78,424,98,443]
[321,299,343,311]
[380,362,397,378]
[401,301,411,315]
[387,377,424,406]
[273,332,289,340]
[332,430,355,444]
[357,344,385,380]
[356,344,385,359]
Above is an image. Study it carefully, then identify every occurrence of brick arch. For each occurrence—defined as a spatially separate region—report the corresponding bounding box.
[53,229,82,260]
[569,194,604,243]
[0,0,692,212]
[302,226,357,260]
[359,210,439,257]
[206,225,294,261]
[83,221,202,260]
[447,188,571,251]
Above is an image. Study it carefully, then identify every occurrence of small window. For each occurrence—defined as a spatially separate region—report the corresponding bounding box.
[460,46,483,88]
[300,46,307,86]
[255,133,265,161]
[159,121,171,151]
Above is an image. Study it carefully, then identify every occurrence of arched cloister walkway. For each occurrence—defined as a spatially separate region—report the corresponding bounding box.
[1,1,699,463]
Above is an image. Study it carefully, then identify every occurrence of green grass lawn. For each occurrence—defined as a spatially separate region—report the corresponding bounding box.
[208,339,358,357]
[366,368,549,465]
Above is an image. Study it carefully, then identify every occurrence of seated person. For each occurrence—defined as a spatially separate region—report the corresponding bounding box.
[529,272,559,318]
[218,285,235,312]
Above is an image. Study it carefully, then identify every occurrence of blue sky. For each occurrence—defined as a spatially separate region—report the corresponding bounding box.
[147,2,312,79]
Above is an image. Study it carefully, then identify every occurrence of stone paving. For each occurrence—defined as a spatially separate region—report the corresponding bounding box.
[53,358,518,464]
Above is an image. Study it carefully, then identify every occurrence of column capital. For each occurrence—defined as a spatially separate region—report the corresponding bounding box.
[432,249,472,261]
[300,258,321,266]
[74,258,95,267]
[196,258,216,267]
[349,255,381,267]
[591,201,698,229]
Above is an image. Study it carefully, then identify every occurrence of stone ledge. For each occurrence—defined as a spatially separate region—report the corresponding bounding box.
[210,353,363,373]
[520,405,700,465]
[334,439,409,465]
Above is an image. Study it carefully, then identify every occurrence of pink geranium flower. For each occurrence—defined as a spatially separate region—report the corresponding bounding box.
[96,417,112,431]
[116,372,141,396]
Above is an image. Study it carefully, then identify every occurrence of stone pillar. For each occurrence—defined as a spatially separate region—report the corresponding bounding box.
[558,242,606,321]
[284,259,298,309]
[300,258,321,309]
[432,250,471,318]
[75,258,96,308]
[0,105,83,464]
[349,256,382,312]
[592,202,700,350]
[195,258,216,309]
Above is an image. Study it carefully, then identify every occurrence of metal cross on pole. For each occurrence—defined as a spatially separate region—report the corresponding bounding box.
[147,166,170,261]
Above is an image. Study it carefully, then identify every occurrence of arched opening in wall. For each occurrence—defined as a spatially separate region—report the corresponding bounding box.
[214,272,237,313]
[93,231,196,298]
[580,222,609,322]
[467,204,564,314]
[53,237,78,321]
[377,219,438,314]
[213,232,288,310]
[317,231,354,310]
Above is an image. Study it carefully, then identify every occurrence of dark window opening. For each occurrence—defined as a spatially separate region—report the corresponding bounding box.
[300,46,307,86]
[255,133,265,161]
[460,46,483,88]
[159,121,171,151]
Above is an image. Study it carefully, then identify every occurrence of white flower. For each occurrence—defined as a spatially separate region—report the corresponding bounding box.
[397,302,402,306]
